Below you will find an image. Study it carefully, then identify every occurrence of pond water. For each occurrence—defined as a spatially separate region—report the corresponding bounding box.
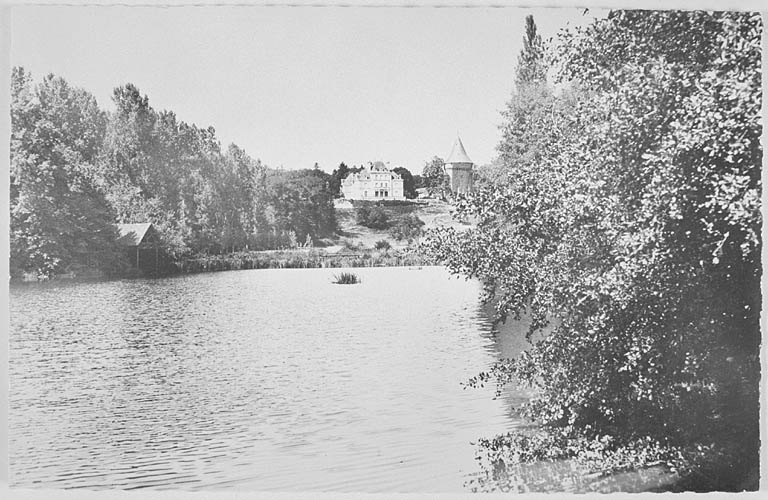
[9,266,675,492]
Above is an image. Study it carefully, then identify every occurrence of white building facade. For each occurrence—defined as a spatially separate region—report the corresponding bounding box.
[341,161,405,201]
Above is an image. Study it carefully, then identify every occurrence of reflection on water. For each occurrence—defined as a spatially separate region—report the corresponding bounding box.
[467,459,678,493]
[10,266,673,492]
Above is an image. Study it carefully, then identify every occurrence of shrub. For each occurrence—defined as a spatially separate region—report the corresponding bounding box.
[390,214,425,241]
[356,205,390,229]
[374,239,392,250]
[355,204,370,225]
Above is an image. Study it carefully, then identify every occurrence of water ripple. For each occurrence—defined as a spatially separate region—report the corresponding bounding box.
[10,267,518,491]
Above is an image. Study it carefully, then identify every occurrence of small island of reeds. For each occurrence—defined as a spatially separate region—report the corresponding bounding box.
[333,272,360,285]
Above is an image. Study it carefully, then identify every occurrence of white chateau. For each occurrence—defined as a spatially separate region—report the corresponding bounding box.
[444,136,475,195]
[341,161,405,201]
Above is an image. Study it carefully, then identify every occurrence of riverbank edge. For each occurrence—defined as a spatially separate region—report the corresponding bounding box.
[173,248,431,274]
[12,248,434,282]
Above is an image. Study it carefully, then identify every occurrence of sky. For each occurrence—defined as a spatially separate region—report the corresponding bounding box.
[10,4,607,173]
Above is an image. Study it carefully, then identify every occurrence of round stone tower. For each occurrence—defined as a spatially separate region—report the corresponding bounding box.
[444,135,475,195]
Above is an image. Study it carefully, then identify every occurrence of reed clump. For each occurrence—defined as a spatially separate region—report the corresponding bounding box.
[332,272,360,284]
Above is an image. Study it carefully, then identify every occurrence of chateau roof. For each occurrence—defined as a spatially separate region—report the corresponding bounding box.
[352,162,401,180]
[446,136,473,164]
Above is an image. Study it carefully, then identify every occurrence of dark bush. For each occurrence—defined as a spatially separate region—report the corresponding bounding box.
[356,205,390,229]
[374,239,392,250]
[390,214,425,241]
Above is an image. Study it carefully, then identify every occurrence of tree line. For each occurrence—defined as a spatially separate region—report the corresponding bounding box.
[10,70,338,278]
[423,11,761,491]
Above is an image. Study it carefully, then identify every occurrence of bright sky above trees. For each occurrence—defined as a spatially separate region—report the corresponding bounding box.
[10,5,606,173]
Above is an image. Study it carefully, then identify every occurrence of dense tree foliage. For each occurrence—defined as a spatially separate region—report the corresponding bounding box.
[264,168,337,243]
[10,69,123,278]
[422,10,761,490]
[10,72,338,277]
[488,15,580,185]
[421,156,446,196]
[515,14,547,88]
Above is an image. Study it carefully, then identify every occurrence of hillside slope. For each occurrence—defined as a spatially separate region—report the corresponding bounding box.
[332,200,470,250]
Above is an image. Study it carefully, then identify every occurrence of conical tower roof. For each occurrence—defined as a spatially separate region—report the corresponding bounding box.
[446,136,473,164]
